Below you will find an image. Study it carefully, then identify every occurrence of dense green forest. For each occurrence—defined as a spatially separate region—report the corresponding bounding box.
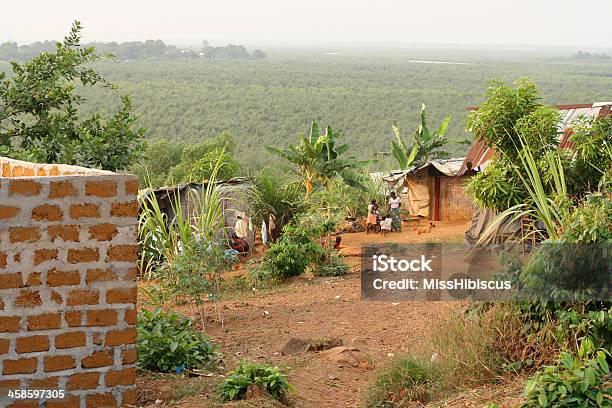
[3,47,611,169]
[0,39,266,61]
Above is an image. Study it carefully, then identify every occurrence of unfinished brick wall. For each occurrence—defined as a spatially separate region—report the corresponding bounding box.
[0,157,138,408]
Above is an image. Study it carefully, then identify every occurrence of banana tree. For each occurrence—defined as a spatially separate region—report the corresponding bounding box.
[267,121,368,195]
[391,104,452,169]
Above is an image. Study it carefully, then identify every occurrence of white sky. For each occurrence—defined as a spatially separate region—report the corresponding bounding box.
[2,0,611,48]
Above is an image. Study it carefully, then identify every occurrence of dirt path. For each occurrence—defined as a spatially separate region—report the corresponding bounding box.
[138,221,472,407]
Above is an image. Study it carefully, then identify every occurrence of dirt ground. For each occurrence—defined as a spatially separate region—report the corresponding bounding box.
[137,220,524,408]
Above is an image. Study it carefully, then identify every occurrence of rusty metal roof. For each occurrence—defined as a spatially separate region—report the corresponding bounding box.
[458,103,612,176]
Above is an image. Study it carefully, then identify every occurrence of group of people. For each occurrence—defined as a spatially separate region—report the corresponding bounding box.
[366,191,402,236]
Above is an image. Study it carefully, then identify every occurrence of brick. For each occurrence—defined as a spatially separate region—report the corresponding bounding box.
[64,311,82,327]
[34,248,58,265]
[28,377,59,389]
[7,400,39,408]
[88,224,118,241]
[0,316,21,332]
[86,181,117,197]
[121,348,137,365]
[31,204,63,221]
[105,327,136,346]
[125,179,139,195]
[0,338,9,354]
[107,245,137,262]
[85,393,117,408]
[67,371,100,390]
[47,224,80,242]
[105,367,136,387]
[51,291,63,304]
[0,272,23,289]
[9,180,41,196]
[29,376,58,388]
[86,309,118,326]
[47,269,81,287]
[124,308,137,325]
[16,335,50,353]
[125,267,138,280]
[49,180,78,198]
[106,287,137,304]
[14,290,42,308]
[67,289,99,306]
[27,313,61,330]
[0,379,21,390]
[46,396,80,408]
[55,331,86,349]
[0,205,20,219]
[26,272,41,286]
[86,268,117,284]
[68,248,99,263]
[82,350,114,368]
[0,251,6,267]
[3,357,37,374]
[9,227,41,243]
[70,203,100,219]
[44,355,76,372]
[122,388,137,406]
[92,332,104,345]
[110,201,138,217]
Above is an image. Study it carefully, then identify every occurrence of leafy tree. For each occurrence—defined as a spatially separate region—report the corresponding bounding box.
[267,121,367,195]
[132,133,239,186]
[0,21,145,171]
[390,104,453,169]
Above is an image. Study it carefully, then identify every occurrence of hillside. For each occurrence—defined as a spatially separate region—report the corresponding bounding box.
[8,47,611,168]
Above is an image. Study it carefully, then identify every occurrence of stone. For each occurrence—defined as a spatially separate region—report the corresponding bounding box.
[319,346,373,369]
[281,337,313,355]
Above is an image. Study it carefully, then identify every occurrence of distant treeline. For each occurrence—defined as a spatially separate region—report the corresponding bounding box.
[0,39,266,61]
[572,51,610,60]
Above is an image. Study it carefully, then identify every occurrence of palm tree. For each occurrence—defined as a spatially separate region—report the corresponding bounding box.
[391,104,452,169]
[267,121,367,195]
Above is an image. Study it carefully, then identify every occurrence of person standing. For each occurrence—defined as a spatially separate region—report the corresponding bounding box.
[388,191,402,232]
[366,199,379,234]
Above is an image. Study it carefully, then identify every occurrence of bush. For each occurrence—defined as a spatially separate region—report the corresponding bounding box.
[364,355,436,407]
[313,252,350,277]
[252,223,324,281]
[521,339,611,407]
[137,308,221,373]
[217,361,293,402]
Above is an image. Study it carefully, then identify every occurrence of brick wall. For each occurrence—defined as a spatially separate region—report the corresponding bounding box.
[0,157,138,408]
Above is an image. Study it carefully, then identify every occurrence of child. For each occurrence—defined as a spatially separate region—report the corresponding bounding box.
[380,214,393,236]
[366,199,379,234]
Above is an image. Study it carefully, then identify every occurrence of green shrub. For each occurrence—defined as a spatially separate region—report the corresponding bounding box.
[521,339,611,407]
[313,252,350,277]
[364,355,436,407]
[137,308,221,373]
[252,223,323,281]
[217,361,293,402]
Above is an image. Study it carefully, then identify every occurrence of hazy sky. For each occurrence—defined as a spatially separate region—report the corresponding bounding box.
[2,0,611,48]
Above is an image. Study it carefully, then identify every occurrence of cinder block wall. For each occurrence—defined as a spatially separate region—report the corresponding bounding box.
[0,157,138,408]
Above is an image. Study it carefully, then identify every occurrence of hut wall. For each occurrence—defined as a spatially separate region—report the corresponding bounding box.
[437,176,473,221]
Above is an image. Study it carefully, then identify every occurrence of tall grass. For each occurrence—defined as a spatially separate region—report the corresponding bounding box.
[478,133,569,244]
[138,152,228,280]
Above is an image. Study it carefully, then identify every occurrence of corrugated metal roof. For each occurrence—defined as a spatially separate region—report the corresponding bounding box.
[382,158,466,185]
[458,103,612,176]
